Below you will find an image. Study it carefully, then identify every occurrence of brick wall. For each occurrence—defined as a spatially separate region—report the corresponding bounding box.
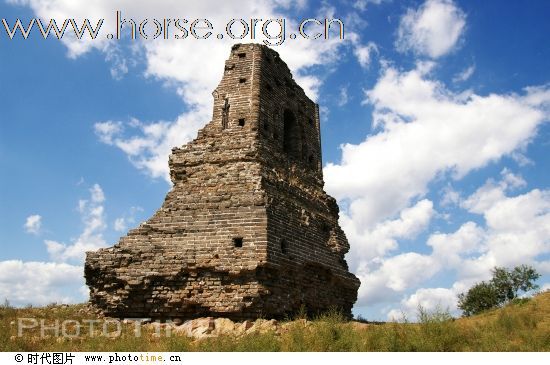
[85,43,360,320]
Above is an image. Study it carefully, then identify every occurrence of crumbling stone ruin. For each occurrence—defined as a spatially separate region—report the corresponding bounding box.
[85,43,360,320]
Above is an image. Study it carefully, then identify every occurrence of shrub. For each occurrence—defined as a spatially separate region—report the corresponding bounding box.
[458,265,540,316]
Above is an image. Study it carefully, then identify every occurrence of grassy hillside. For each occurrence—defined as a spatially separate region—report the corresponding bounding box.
[1,291,549,352]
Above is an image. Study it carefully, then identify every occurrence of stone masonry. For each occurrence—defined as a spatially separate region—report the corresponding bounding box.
[85,43,360,320]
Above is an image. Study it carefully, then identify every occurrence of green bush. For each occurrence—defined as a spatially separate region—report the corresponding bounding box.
[458,265,540,316]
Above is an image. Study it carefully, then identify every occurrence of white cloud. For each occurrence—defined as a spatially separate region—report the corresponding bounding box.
[440,184,460,207]
[45,184,108,263]
[452,64,475,83]
[0,260,85,306]
[396,0,466,58]
[354,41,378,68]
[114,218,126,232]
[113,206,143,232]
[325,64,550,230]
[387,287,458,321]
[450,183,550,291]
[2,184,116,306]
[461,169,526,214]
[353,0,387,11]
[500,167,527,189]
[344,199,434,269]
[326,62,550,311]
[89,183,105,203]
[428,221,486,268]
[10,0,354,182]
[337,86,349,107]
[24,214,42,235]
[94,111,207,181]
[358,252,438,305]
[468,188,550,267]
[385,173,550,316]
[511,151,534,167]
[94,120,123,144]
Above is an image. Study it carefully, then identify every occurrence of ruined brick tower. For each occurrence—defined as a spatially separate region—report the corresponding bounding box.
[85,43,360,320]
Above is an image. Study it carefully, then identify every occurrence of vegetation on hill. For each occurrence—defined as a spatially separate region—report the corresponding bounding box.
[1,290,549,351]
[458,265,540,316]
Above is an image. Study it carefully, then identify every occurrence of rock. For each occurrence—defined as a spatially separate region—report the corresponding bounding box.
[174,317,215,339]
[247,319,279,334]
[213,318,235,335]
[235,320,255,335]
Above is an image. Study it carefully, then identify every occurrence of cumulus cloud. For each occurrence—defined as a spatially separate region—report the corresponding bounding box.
[387,287,458,320]
[396,0,466,58]
[344,199,434,270]
[384,173,550,316]
[9,0,350,181]
[94,120,123,144]
[24,214,42,235]
[440,184,460,207]
[354,41,378,68]
[460,182,550,271]
[0,184,110,306]
[428,221,486,268]
[358,252,438,306]
[325,64,550,229]
[0,260,86,306]
[325,61,550,311]
[94,112,208,181]
[45,184,108,263]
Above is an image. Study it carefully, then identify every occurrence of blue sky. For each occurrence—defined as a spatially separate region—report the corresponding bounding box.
[1,0,549,320]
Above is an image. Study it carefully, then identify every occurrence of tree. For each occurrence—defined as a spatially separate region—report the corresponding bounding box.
[458,265,540,316]
[457,281,500,317]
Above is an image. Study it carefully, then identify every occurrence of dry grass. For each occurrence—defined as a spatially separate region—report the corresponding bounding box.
[1,291,549,352]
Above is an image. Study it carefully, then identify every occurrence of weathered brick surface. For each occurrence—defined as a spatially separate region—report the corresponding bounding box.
[85,43,360,320]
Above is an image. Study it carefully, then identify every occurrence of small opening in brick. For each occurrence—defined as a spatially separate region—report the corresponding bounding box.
[308,118,314,126]
[233,237,243,248]
[266,83,273,92]
[238,118,245,127]
[273,132,278,140]
[280,239,288,254]
[239,78,246,84]
[263,121,269,131]
[238,53,246,58]
[308,155,314,164]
